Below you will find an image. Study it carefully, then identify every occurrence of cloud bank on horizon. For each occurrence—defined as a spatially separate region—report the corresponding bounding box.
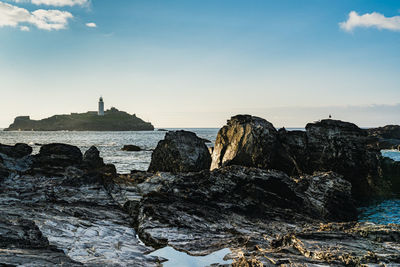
[0,0,93,31]
[340,11,400,32]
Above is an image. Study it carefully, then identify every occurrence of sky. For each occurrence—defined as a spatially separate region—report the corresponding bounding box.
[1,0,400,128]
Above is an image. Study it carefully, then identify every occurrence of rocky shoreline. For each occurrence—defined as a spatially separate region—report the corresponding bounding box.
[1,115,400,266]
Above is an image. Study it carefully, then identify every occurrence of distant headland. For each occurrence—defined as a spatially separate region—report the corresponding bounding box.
[4,97,154,131]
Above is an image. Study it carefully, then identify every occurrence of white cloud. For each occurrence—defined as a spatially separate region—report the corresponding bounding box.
[19,25,29,30]
[340,11,400,32]
[31,0,89,7]
[85,22,96,28]
[0,1,73,31]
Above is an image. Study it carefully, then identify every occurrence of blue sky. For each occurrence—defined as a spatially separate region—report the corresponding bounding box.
[1,0,400,127]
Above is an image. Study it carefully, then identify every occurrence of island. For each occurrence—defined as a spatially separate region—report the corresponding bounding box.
[5,107,154,131]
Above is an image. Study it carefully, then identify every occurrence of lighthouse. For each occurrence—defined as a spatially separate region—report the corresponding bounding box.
[98,97,104,116]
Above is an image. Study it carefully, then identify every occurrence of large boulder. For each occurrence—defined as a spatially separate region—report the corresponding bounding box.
[305,119,385,200]
[32,143,83,176]
[211,116,390,200]
[132,166,356,254]
[83,146,104,168]
[380,157,400,194]
[0,143,32,158]
[211,115,282,170]
[297,172,356,221]
[367,125,400,150]
[367,125,400,139]
[148,130,211,173]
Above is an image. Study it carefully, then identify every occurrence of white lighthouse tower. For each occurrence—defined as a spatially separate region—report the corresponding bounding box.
[98,97,104,116]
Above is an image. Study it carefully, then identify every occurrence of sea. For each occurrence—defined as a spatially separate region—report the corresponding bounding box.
[0,128,399,265]
[0,128,219,173]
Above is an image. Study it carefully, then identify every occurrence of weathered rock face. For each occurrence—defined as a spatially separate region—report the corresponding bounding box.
[297,172,356,221]
[368,125,400,139]
[211,115,283,171]
[381,157,400,194]
[367,125,400,150]
[0,145,161,266]
[211,116,390,200]
[0,143,32,158]
[121,166,357,255]
[0,142,399,266]
[305,119,385,200]
[148,130,211,173]
[105,166,400,266]
[277,128,308,175]
[83,146,104,168]
[31,143,83,176]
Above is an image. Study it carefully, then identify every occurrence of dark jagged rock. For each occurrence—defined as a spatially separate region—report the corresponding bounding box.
[31,143,83,176]
[0,143,32,158]
[305,119,386,200]
[122,145,142,152]
[0,216,82,266]
[296,172,357,221]
[211,116,390,200]
[148,130,211,173]
[0,140,398,266]
[0,145,161,266]
[103,166,400,266]
[0,166,10,181]
[201,138,212,143]
[83,146,104,168]
[381,157,400,194]
[116,166,357,255]
[37,143,83,165]
[368,125,400,139]
[367,125,400,150]
[278,128,308,175]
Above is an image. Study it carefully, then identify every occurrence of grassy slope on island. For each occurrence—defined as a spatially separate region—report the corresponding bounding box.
[5,108,154,131]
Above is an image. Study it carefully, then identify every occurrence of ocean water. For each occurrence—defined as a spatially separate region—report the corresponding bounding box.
[0,128,219,173]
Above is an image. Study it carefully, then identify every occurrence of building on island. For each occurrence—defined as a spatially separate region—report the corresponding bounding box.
[98,97,104,116]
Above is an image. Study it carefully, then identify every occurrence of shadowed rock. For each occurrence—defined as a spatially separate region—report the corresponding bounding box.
[118,166,357,255]
[0,145,161,266]
[0,143,32,158]
[367,125,400,150]
[31,143,83,176]
[122,145,142,151]
[305,119,386,200]
[211,115,391,200]
[83,146,104,168]
[148,130,211,173]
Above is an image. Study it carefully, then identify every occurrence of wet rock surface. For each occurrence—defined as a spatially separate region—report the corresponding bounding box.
[0,145,161,266]
[0,121,400,267]
[0,143,32,158]
[148,130,211,173]
[234,222,400,266]
[110,166,399,266]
